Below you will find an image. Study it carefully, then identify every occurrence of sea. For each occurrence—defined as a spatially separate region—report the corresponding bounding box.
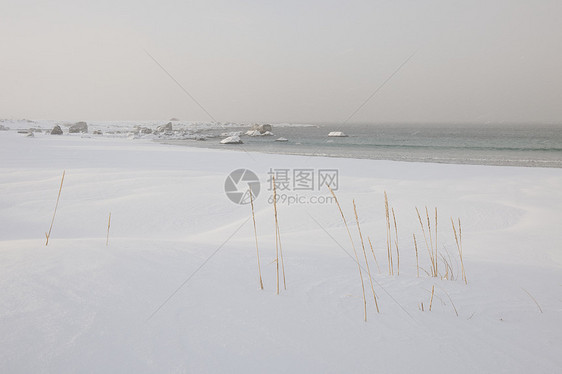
[166,123,562,168]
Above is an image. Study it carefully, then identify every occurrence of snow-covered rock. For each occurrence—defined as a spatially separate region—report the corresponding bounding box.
[251,124,272,134]
[328,131,348,137]
[275,137,288,142]
[156,122,173,133]
[246,130,274,137]
[220,135,243,144]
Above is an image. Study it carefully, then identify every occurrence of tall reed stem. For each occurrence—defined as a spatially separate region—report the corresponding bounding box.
[367,237,381,274]
[106,212,111,246]
[249,189,264,290]
[384,191,393,275]
[272,177,286,293]
[413,233,419,277]
[328,185,367,321]
[392,207,399,276]
[354,200,379,313]
[45,170,65,246]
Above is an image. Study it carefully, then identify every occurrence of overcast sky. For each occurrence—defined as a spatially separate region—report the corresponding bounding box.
[1,0,561,124]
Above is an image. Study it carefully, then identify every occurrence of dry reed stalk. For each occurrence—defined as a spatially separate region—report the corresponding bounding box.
[249,189,264,290]
[521,288,543,313]
[441,288,459,316]
[367,237,381,274]
[425,207,437,276]
[413,233,419,277]
[451,217,466,284]
[272,177,286,293]
[439,253,453,280]
[45,170,65,246]
[384,191,393,275]
[429,285,435,311]
[459,218,465,283]
[435,207,438,273]
[277,218,286,291]
[328,185,367,322]
[106,212,111,246]
[416,207,435,277]
[354,200,379,313]
[392,207,399,276]
[420,302,424,311]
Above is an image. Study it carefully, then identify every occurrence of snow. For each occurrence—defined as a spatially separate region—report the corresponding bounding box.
[1,129,561,373]
[220,135,243,144]
[328,131,348,137]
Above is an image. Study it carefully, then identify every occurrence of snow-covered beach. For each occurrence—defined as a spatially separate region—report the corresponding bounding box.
[1,127,561,373]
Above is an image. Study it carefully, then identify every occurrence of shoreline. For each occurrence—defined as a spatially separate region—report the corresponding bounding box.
[160,138,562,169]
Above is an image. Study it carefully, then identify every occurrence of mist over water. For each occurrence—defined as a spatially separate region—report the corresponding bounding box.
[169,123,562,168]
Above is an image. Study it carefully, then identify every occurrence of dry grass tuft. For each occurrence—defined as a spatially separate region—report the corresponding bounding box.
[45,170,65,246]
[416,207,438,277]
[451,217,466,284]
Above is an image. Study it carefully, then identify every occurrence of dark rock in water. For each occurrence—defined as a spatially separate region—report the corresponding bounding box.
[51,125,63,135]
[69,122,88,133]
[169,117,180,121]
[156,122,173,133]
[17,130,29,134]
[140,127,153,134]
[93,130,103,135]
[0,124,10,131]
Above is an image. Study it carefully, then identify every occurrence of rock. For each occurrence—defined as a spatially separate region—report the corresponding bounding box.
[140,127,153,134]
[275,137,288,142]
[51,125,63,135]
[328,131,348,137]
[246,130,273,137]
[69,122,88,133]
[156,122,173,133]
[169,117,180,121]
[0,124,10,131]
[93,130,103,135]
[251,124,272,134]
[220,135,243,144]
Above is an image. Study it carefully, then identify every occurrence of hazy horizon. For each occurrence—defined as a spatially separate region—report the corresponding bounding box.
[2,0,561,125]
